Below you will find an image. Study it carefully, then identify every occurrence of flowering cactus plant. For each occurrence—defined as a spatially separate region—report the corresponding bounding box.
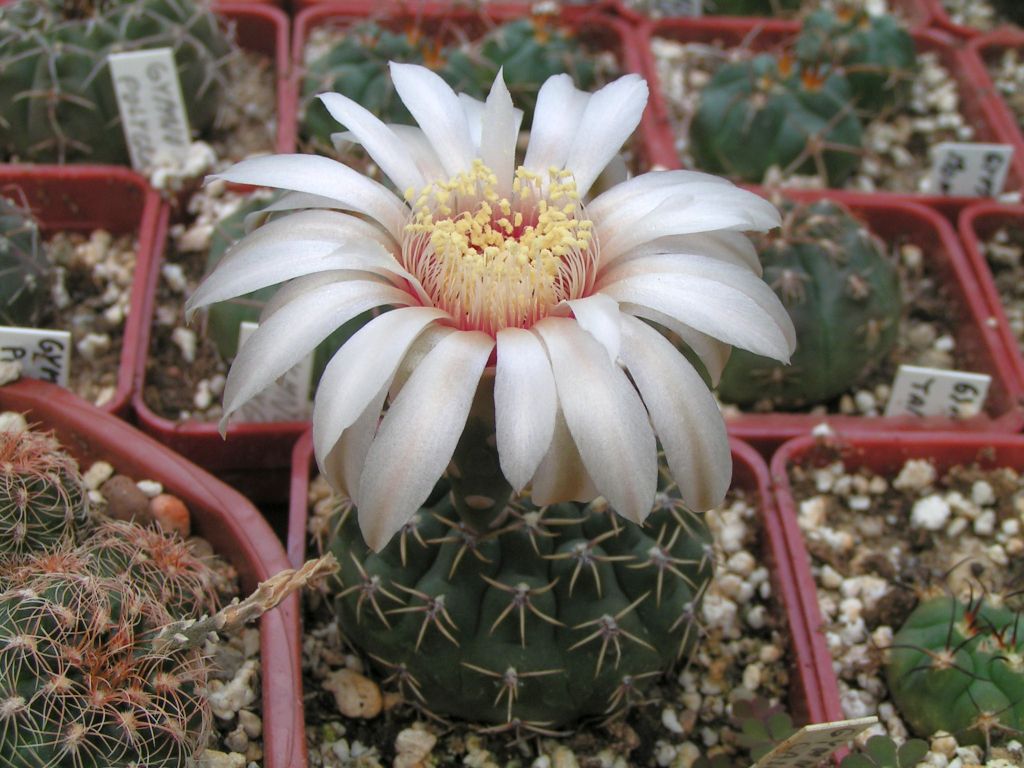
[189,65,794,723]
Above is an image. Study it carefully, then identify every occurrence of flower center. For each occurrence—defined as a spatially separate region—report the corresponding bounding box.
[403,160,597,336]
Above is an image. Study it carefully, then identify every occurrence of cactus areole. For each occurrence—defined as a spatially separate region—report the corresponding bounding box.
[190,63,797,724]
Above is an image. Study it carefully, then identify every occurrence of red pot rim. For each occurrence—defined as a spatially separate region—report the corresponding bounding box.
[289,429,841,734]
[0,165,162,418]
[720,190,1024,452]
[634,18,1024,217]
[0,378,306,768]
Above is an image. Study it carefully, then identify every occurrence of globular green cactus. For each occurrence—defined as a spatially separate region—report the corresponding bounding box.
[0,568,211,768]
[886,593,1024,746]
[300,22,427,154]
[795,9,916,115]
[716,199,901,409]
[0,428,88,560]
[0,193,50,328]
[203,196,375,389]
[441,18,616,127]
[703,0,801,14]
[0,0,233,164]
[322,455,713,726]
[691,54,864,185]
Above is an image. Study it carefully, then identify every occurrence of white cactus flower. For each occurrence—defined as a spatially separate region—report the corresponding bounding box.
[187,63,795,551]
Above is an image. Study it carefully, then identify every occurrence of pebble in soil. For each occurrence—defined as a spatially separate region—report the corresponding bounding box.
[652,34,983,196]
[624,0,896,19]
[788,447,1024,765]
[939,0,1006,32]
[979,223,1024,360]
[301,476,794,768]
[989,47,1024,134]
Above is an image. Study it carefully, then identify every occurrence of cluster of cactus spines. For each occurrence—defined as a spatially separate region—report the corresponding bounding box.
[0,428,88,561]
[0,0,234,164]
[0,193,50,328]
[301,21,427,153]
[321,415,714,726]
[691,53,864,186]
[795,8,916,114]
[886,590,1024,747]
[716,199,901,408]
[301,16,617,157]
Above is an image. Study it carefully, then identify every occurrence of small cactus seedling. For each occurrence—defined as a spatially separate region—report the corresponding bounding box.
[440,18,616,127]
[0,0,234,164]
[886,592,1024,746]
[0,428,88,560]
[839,735,930,768]
[795,9,917,115]
[690,53,864,185]
[0,193,50,328]
[733,696,798,760]
[322,456,713,725]
[716,199,901,409]
[300,22,427,154]
[202,196,376,390]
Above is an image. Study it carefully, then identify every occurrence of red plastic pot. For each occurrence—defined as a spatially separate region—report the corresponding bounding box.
[131,2,297,499]
[0,165,163,418]
[636,18,1024,219]
[288,430,841,740]
[612,0,932,29]
[723,190,1024,453]
[958,201,1024,405]
[0,378,306,768]
[924,0,1022,39]
[291,2,659,170]
[965,30,1024,169]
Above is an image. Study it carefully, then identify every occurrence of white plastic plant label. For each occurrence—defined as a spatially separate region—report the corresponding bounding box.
[233,322,313,423]
[929,142,1014,197]
[0,327,72,387]
[884,364,991,419]
[751,715,878,768]
[108,48,192,173]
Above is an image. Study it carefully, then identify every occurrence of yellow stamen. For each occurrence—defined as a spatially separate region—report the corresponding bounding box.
[403,160,598,336]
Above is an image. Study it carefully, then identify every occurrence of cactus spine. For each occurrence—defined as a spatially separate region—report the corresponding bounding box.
[0,0,233,164]
[0,193,50,328]
[886,593,1024,745]
[691,54,863,185]
[716,199,901,409]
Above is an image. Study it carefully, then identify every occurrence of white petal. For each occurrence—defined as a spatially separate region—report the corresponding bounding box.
[211,155,409,241]
[318,92,426,193]
[620,303,732,386]
[586,169,732,222]
[219,280,412,430]
[480,70,518,198]
[313,307,448,465]
[380,125,448,183]
[627,231,762,276]
[524,74,590,173]
[564,74,648,198]
[563,294,621,364]
[390,62,476,178]
[459,93,485,150]
[357,330,495,550]
[620,315,731,511]
[494,328,557,491]
[529,405,597,505]
[319,381,389,502]
[534,317,657,524]
[600,271,794,362]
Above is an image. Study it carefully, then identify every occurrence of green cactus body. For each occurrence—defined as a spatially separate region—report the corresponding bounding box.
[0,0,232,164]
[440,19,611,127]
[203,196,374,389]
[0,194,50,328]
[691,54,863,185]
[0,569,210,767]
[0,429,88,560]
[795,9,916,115]
[703,0,801,14]
[325,457,712,725]
[886,595,1024,745]
[301,22,425,154]
[716,199,901,409]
